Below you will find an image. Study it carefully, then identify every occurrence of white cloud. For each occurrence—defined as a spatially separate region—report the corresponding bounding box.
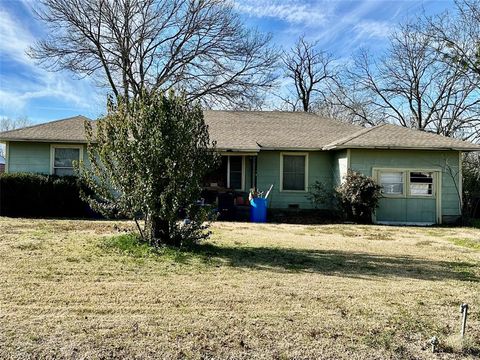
[353,20,392,40]
[234,0,331,27]
[0,6,102,118]
[0,8,34,65]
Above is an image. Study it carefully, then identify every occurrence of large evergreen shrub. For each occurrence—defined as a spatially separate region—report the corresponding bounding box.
[0,173,93,218]
[78,91,219,247]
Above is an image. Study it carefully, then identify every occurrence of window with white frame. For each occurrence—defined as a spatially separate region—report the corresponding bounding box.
[379,171,404,195]
[409,172,434,196]
[52,147,81,176]
[282,154,307,191]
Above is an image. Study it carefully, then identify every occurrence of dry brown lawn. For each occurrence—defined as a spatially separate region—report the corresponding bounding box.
[0,218,480,359]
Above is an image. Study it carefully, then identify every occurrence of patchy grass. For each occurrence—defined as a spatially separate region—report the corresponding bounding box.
[448,237,480,251]
[1,218,480,359]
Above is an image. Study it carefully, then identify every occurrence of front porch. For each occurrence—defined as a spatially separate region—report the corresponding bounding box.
[202,153,258,220]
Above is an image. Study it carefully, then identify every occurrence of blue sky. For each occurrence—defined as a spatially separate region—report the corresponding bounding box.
[0,0,455,125]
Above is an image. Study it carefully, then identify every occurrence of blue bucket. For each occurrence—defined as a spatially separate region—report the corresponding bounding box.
[250,198,268,223]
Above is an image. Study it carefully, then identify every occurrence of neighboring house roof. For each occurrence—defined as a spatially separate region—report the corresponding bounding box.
[0,111,479,151]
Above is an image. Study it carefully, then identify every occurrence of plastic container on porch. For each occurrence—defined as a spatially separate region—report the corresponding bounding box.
[250,198,268,223]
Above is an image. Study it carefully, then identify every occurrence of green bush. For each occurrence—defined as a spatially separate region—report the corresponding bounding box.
[336,170,382,223]
[462,153,480,218]
[0,173,95,218]
[308,180,332,209]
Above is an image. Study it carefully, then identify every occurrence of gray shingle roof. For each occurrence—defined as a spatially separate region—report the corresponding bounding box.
[0,112,479,151]
[323,123,480,151]
[0,115,92,143]
[204,111,362,151]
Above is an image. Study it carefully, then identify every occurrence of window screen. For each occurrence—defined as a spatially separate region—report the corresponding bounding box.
[54,148,80,176]
[283,155,306,191]
[229,156,242,189]
[410,172,434,196]
[379,171,404,195]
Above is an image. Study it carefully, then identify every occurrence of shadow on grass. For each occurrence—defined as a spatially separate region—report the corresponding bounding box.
[188,243,479,282]
[102,234,478,282]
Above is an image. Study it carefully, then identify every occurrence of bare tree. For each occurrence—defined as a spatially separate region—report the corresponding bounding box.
[425,0,480,77]
[333,22,480,140]
[0,117,32,158]
[280,36,335,112]
[29,0,278,108]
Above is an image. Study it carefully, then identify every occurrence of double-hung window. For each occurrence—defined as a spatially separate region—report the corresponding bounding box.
[379,171,404,196]
[409,172,434,196]
[51,146,82,176]
[281,154,307,191]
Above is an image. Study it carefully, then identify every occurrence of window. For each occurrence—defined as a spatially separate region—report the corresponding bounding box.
[282,154,307,191]
[379,171,404,195]
[202,155,244,190]
[52,146,81,176]
[229,156,243,190]
[410,172,434,196]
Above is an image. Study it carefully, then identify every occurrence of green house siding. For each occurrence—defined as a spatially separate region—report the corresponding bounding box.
[5,141,463,223]
[349,149,461,224]
[7,142,88,175]
[8,142,51,174]
[256,150,333,210]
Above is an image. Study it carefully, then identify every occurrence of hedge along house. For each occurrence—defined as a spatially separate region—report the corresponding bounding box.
[1,111,479,225]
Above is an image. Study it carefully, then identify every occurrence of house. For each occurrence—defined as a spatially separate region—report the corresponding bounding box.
[0,111,479,225]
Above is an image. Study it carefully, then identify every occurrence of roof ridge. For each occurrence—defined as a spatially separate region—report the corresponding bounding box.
[0,115,92,136]
[204,110,362,130]
[323,124,385,149]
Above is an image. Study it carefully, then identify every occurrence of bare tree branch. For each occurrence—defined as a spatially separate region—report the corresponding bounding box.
[29,0,279,108]
[281,36,335,112]
[333,21,480,140]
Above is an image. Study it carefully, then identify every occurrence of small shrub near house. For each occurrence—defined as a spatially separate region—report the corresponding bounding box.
[0,173,93,218]
[309,170,382,223]
[336,170,382,223]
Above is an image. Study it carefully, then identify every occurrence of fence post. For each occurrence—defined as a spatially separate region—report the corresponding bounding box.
[460,303,468,337]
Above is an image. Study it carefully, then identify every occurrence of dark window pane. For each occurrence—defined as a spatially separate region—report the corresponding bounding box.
[410,172,433,183]
[230,171,242,189]
[230,156,242,171]
[229,156,243,189]
[204,156,228,188]
[54,148,80,168]
[283,155,305,190]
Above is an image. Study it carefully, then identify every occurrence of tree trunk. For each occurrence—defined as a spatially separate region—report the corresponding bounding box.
[148,216,177,247]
